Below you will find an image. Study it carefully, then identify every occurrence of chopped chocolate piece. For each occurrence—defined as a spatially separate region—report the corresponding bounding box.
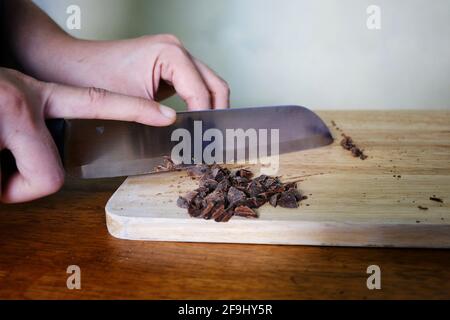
[200,179,218,191]
[210,204,226,220]
[234,206,258,218]
[216,178,231,192]
[231,176,250,188]
[215,210,233,223]
[199,201,215,219]
[269,194,280,207]
[188,206,202,218]
[235,169,253,179]
[211,166,230,182]
[204,189,225,205]
[285,187,302,201]
[278,189,300,208]
[247,180,266,197]
[227,187,247,205]
[264,177,279,188]
[340,134,368,160]
[430,196,443,203]
[244,196,267,208]
[176,197,189,209]
[176,191,198,209]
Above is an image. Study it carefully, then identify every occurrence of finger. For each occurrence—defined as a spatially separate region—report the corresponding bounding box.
[1,122,64,203]
[44,84,176,126]
[157,46,211,110]
[193,59,230,109]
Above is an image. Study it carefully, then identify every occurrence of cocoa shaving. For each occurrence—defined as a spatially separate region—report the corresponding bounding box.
[340,134,368,160]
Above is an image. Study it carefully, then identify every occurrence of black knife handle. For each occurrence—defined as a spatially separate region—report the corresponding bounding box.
[45,119,65,161]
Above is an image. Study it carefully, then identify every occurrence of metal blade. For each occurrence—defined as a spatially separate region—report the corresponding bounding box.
[63,105,333,178]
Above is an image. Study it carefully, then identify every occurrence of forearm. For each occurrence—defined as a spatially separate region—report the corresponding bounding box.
[3,0,81,82]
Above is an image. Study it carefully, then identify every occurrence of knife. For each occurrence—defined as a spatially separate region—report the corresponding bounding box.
[45,105,333,179]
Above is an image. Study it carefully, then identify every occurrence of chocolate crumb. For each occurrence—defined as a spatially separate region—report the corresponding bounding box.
[340,134,368,160]
[430,196,443,203]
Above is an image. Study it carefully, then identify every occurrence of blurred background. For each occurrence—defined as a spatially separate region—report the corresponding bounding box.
[34,0,450,110]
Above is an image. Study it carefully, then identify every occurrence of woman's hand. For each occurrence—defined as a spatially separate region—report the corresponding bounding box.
[0,67,177,203]
[5,1,229,110]
[64,34,231,110]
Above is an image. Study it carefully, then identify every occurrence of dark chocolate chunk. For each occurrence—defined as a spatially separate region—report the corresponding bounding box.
[199,201,215,219]
[200,179,218,191]
[210,204,226,220]
[234,206,258,218]
[176,196,190,209]
[277,190,300,208]
[269,194,280,207]
[215,210,233,222]
[227,186,247,205]
[247,180,266,197]
[235,169,253,179]
[216,178,231,192]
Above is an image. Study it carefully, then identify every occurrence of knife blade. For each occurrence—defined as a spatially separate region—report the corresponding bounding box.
[48,105,333,179]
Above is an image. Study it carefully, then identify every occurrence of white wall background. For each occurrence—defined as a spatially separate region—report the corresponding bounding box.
[34,0,450,110]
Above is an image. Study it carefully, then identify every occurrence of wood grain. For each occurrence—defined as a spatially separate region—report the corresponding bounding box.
[0,111,449,299]
[106,111,450,247]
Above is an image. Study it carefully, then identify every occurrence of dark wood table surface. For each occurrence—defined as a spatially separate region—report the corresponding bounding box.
[0,177,449,299]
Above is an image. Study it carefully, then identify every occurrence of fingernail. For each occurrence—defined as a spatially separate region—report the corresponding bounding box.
[159,104,176,119]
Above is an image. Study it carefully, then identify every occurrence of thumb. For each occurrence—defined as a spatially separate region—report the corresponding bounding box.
[43,83,176,126]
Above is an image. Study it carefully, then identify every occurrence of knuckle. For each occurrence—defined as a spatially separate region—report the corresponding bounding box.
[86,87,109,105]
[158,33,182,45]
[209,78,230,98]
[187,87,210,104]
[217,79,230,96]
[0,84,28,118]
[163,42,188,59]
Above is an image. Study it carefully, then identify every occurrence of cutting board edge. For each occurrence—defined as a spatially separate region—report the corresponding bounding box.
[105,209,450,248]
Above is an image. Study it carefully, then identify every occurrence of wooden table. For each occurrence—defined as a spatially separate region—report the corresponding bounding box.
[1,111,450,299]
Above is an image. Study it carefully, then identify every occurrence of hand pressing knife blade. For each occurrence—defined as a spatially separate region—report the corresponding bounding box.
[44,105,333,179]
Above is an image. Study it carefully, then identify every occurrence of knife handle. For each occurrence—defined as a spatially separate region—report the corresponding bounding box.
[0,119,65,182]
[46,119,65,161]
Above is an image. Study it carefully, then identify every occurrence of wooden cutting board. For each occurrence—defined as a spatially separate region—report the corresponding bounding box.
[105,111,450,248]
